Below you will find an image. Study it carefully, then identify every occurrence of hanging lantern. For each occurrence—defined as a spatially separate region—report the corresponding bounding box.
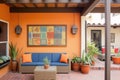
[71,25,78,35]
[15,25,22,35]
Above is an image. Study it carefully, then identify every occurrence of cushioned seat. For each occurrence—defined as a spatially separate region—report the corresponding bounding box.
[51,53,61,62]
[51,62,68,66]
[20,53,70,73]
[21,62,44,66]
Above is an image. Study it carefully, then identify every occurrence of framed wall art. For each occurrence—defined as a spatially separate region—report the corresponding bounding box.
[27,25,67,46]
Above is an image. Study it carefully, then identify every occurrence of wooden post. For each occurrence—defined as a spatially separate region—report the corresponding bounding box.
[105,0,111,80]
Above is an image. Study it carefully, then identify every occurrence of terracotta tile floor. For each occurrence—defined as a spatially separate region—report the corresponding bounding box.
[0,70,120,80]
[1,59,120,80]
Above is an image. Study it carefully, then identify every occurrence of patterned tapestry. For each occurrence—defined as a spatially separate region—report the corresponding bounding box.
[27,25,66,46]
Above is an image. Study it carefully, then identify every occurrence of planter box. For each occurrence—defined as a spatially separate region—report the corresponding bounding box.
[0,60,10,69]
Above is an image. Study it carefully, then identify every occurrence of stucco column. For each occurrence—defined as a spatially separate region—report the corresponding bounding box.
[81,16,86,56]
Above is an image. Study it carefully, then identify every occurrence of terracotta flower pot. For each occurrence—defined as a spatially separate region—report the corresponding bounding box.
[79,63,82,71]
[81,64,90,74]
[12,60,18,72]
[44,65,49,69]
[112,57,120,64]
[72,63,79,71]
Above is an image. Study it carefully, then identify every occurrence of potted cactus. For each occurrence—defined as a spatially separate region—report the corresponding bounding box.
[43,57,50,69]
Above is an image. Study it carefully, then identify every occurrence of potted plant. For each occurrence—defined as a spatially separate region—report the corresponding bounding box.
[81,52,91,74]
[112,52,120,64]
[9,42,21,72]
[87,42,99,66]
[71,56,81,71]
[43,56,50,69]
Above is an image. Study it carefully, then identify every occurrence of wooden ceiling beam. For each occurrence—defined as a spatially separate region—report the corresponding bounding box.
[96,3,120,7]
[91,7,120,13]
[81,0,100,16]
[65,3,68,7]
[31,0,43,3]
[0,0,6,3]
[10,7,83,13]
[4,0,120,3]
[5,0,89,3]
[22,4,27,7]
[33,3,38,7]
[6,3,17,7]
[100,0,120,3]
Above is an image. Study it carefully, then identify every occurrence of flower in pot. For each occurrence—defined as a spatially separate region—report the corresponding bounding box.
[112,52,120,64]
[87,42,99,66]
[71,56,81,71]
[9,42,21,72]
[81,52,92,74]
[43,56,50,69]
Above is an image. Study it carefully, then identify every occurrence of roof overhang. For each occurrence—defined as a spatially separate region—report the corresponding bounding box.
[0,0,99,16]
[1,0,120,14]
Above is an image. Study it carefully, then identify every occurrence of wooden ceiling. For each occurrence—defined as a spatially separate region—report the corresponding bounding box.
[0,0,120,14]
[2,0,90,8]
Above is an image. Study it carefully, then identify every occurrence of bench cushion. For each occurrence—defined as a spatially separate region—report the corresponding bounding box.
[21,62,44,66]
[51,62,68,66]
[32,53,39,62]
[51,53,61,62]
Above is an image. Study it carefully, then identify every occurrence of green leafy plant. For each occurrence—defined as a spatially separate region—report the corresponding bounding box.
[81,51,92,65]
[9,42,20,61]
[87,42,100,61]
[43,57,50,65]
[71,56,81,63]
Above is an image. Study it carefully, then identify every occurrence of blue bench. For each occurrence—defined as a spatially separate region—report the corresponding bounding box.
[19,53,70,73]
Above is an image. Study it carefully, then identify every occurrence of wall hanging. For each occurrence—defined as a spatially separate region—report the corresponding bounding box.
[71,13,78,35]
[27,25,67,46]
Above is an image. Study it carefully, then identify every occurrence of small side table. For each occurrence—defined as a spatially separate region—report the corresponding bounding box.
[34,66,56,80]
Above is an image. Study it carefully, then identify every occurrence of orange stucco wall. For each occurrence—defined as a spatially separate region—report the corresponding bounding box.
[10,13,81,59]
[0,4,10,21]
[0,4,81,77]
[0,4,10,78]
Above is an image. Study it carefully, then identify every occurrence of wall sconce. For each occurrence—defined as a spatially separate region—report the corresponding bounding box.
[15,13,22,35]
[71,13,78,35]
[71,25,78,35]
[15,25,22,35]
